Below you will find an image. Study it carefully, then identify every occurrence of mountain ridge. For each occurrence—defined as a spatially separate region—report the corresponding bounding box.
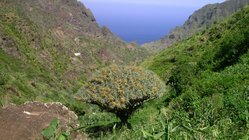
[142,0,249,53]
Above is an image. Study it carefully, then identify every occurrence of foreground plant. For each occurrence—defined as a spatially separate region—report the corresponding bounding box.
[42,118,71,140]
[79,64,165,125]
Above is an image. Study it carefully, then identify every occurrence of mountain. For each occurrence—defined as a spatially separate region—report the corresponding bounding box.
[142,0,249,53]
[140,5,249,139]
[0,0,148,106]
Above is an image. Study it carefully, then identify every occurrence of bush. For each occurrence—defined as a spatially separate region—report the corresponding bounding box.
[80,64,165,124]
[167,64,197,96]
[213,29,249,71]
[0,70,8,85]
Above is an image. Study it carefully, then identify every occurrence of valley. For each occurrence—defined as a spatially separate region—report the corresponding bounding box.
[0,0,248,139]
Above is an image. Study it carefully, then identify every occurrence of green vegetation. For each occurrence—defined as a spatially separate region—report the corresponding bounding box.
[79,65,165,125]
[140,6,249,139]
[73,4,249,140]
[0,0,148,108]
[42,118,71,140]
[1,0,249,140]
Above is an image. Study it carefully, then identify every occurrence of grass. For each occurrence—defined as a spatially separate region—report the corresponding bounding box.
[138,5,249,140]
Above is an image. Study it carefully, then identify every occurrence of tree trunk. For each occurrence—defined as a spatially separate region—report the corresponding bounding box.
[116,111,132,129]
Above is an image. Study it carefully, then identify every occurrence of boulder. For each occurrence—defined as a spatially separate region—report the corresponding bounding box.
[0,102,87,140]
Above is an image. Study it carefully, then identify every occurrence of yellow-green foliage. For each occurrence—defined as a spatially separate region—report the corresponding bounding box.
[81,64,165,113]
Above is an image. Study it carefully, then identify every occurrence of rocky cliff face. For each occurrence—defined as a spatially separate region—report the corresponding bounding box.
[142,0,249,53]
[16,0,121,42]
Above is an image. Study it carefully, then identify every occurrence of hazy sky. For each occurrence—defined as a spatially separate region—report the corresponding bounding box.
[81,0,225,44]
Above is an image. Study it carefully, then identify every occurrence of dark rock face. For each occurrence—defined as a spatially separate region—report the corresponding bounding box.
[0,102,87,140]
[142,0,249,53]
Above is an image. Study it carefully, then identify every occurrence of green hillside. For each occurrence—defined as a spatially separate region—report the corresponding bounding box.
[0,0,148,107]
[140,6,249,139]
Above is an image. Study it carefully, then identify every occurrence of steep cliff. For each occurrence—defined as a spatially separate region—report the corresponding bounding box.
[142,0,249,53]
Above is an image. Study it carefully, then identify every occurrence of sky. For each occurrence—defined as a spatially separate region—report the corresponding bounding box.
[81,0,225,44]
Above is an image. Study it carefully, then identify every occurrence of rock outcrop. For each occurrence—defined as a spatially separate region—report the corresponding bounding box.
[0,102,87,140]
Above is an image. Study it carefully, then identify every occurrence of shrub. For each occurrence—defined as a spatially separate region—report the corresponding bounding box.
[213,29,249,71]
[0,70,8,85]
[80,64,165,124]
[167,64,197,96]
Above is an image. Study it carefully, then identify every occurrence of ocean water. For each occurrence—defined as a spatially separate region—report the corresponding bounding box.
[81,0,225,44]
